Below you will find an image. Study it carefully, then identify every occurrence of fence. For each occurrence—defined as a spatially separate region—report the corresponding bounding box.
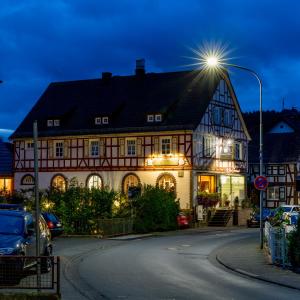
[264,222,290,268]
[69,217,134,236]
[0,255,60,295]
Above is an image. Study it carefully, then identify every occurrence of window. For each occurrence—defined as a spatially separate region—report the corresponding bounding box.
[51,175,66,191]
[203,136,214,157]
[47,120,53,127]
[155,114,162,122]
[212,107,221,125]
[223,110,233,127]
[147,114,154,122]
[87,174,102,189]
[122,173,140,193]
[267,186,285,201]
[90,140,99,157]
[235,143,242,160]
[54,119,60,126]
[161,138,171,155]
[267,165,286,176]
[26,141,34,150]
[95,117,101,125]
[21,174,35,185]
[102,116,109,124]
[127,139,136,156]
[55,142,64,158]
[197,175,215,193]
[157,173,176,192]
[220,139,233,157]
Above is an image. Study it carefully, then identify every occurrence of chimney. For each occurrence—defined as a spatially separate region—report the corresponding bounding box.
[135,59,145,77]
[102,72,112,84]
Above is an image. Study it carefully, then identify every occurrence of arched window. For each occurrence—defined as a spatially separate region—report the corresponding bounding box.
[21,174,35,185]
[122,173,140,193]
[51,174,67,191]
[157,173,176,192]
[86,174,103,189]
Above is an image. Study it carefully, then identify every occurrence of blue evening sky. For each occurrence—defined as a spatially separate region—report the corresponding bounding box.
[0,0,299,140]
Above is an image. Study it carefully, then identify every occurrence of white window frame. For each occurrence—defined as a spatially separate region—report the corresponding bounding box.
[126,138,136,156]
[90,140,99,157]
[95,117,101,125]
[203,136,214,157]
[54,141,64,158]
[155,114,162,122]
[147,114,154,122]
[102,116,109,124]
[160,137,171,155]
[54,119,60,127]
[47,120,53,127]
[267,186,285,201]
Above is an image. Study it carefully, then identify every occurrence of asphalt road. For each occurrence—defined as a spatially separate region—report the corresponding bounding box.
[55,229,300,300]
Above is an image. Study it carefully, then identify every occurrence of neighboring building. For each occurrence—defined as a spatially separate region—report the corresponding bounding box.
[10,60,250,212]
[0,138,13,194]
[245,109,300,208]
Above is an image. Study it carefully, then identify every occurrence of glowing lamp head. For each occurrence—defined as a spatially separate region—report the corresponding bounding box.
[206,56,219,67]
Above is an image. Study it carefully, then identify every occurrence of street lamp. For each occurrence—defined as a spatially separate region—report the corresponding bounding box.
[205,55,264,249]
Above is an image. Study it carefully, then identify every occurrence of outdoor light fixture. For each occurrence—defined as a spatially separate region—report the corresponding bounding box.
[203,50,264,249]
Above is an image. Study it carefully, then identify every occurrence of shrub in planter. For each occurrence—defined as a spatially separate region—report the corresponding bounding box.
[133,185,179,233]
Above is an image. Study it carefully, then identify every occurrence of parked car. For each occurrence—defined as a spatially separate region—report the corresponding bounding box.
[247,208,271,228]
[267,205,300,220]
[42,212,64,238]
[177,212,190,229]
[0,210,52,276]
[0,203,25,211]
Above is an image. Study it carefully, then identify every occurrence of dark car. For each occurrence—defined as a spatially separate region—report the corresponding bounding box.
[0,210,52,275]
[0,203,25,211]
[42,212,64,238]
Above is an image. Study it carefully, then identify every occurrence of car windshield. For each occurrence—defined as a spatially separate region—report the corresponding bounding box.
[0,215,24,235]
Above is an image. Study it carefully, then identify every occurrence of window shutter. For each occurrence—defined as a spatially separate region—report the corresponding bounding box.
[64,140,70,158]
[154,137,159,154]
[99,138,106,157]
[84,140,89,157]
[172,137,178,153]
[137,138,143,156]
[48,140,53,158]
[119,138,125,157]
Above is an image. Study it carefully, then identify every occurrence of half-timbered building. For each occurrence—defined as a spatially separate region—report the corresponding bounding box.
[11,60,250,211]
[245,109,300,208]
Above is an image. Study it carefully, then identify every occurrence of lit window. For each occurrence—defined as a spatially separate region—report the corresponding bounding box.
[55,142,64,158]
[161,138,171,155]
[90,140,99,157]
[21,174,35,185]
[47,120,53,127]
[147,114,154,122]
[127,139,136,156]
[51,175,66,191]
[122,174,140,193]
[102,117,109,124]
[157,174,176,192]
[54,119,60,126]
[95,117,101,125]
[155,114,162,122]
[87,174,102,189]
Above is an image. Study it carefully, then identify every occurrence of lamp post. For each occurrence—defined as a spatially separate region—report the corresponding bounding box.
[206,58,264,249]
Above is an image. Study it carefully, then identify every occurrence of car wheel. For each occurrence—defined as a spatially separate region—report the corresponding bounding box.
[41,247,52,273]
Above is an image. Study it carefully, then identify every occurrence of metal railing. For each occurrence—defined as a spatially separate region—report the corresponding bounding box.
[0,255,60,295]
[68,217,134,236]
[264,222,290,268]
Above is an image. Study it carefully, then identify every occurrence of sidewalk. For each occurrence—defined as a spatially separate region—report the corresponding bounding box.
[215,235,300,290]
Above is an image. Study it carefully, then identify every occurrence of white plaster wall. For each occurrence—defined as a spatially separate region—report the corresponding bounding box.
[14,170,191,210]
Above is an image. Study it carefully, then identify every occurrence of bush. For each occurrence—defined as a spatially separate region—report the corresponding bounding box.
[288,218,300,268]
[133,185,179,233]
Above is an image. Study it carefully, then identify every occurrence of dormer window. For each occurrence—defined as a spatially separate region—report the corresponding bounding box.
[95,117,101,125]
[102,116,109,124]
[47,120,53,127]
[54,119,60,127]
[147,114,154,122]
[155,114,162,122]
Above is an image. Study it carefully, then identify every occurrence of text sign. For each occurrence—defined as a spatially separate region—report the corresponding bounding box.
[254,176,269,190]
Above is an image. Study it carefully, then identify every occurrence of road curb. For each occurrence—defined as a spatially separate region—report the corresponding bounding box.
[216,254,300,291]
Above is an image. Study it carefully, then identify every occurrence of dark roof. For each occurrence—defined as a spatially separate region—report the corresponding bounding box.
[0,139,13,176]
[11,70,225,139]
[244,109,300,163]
